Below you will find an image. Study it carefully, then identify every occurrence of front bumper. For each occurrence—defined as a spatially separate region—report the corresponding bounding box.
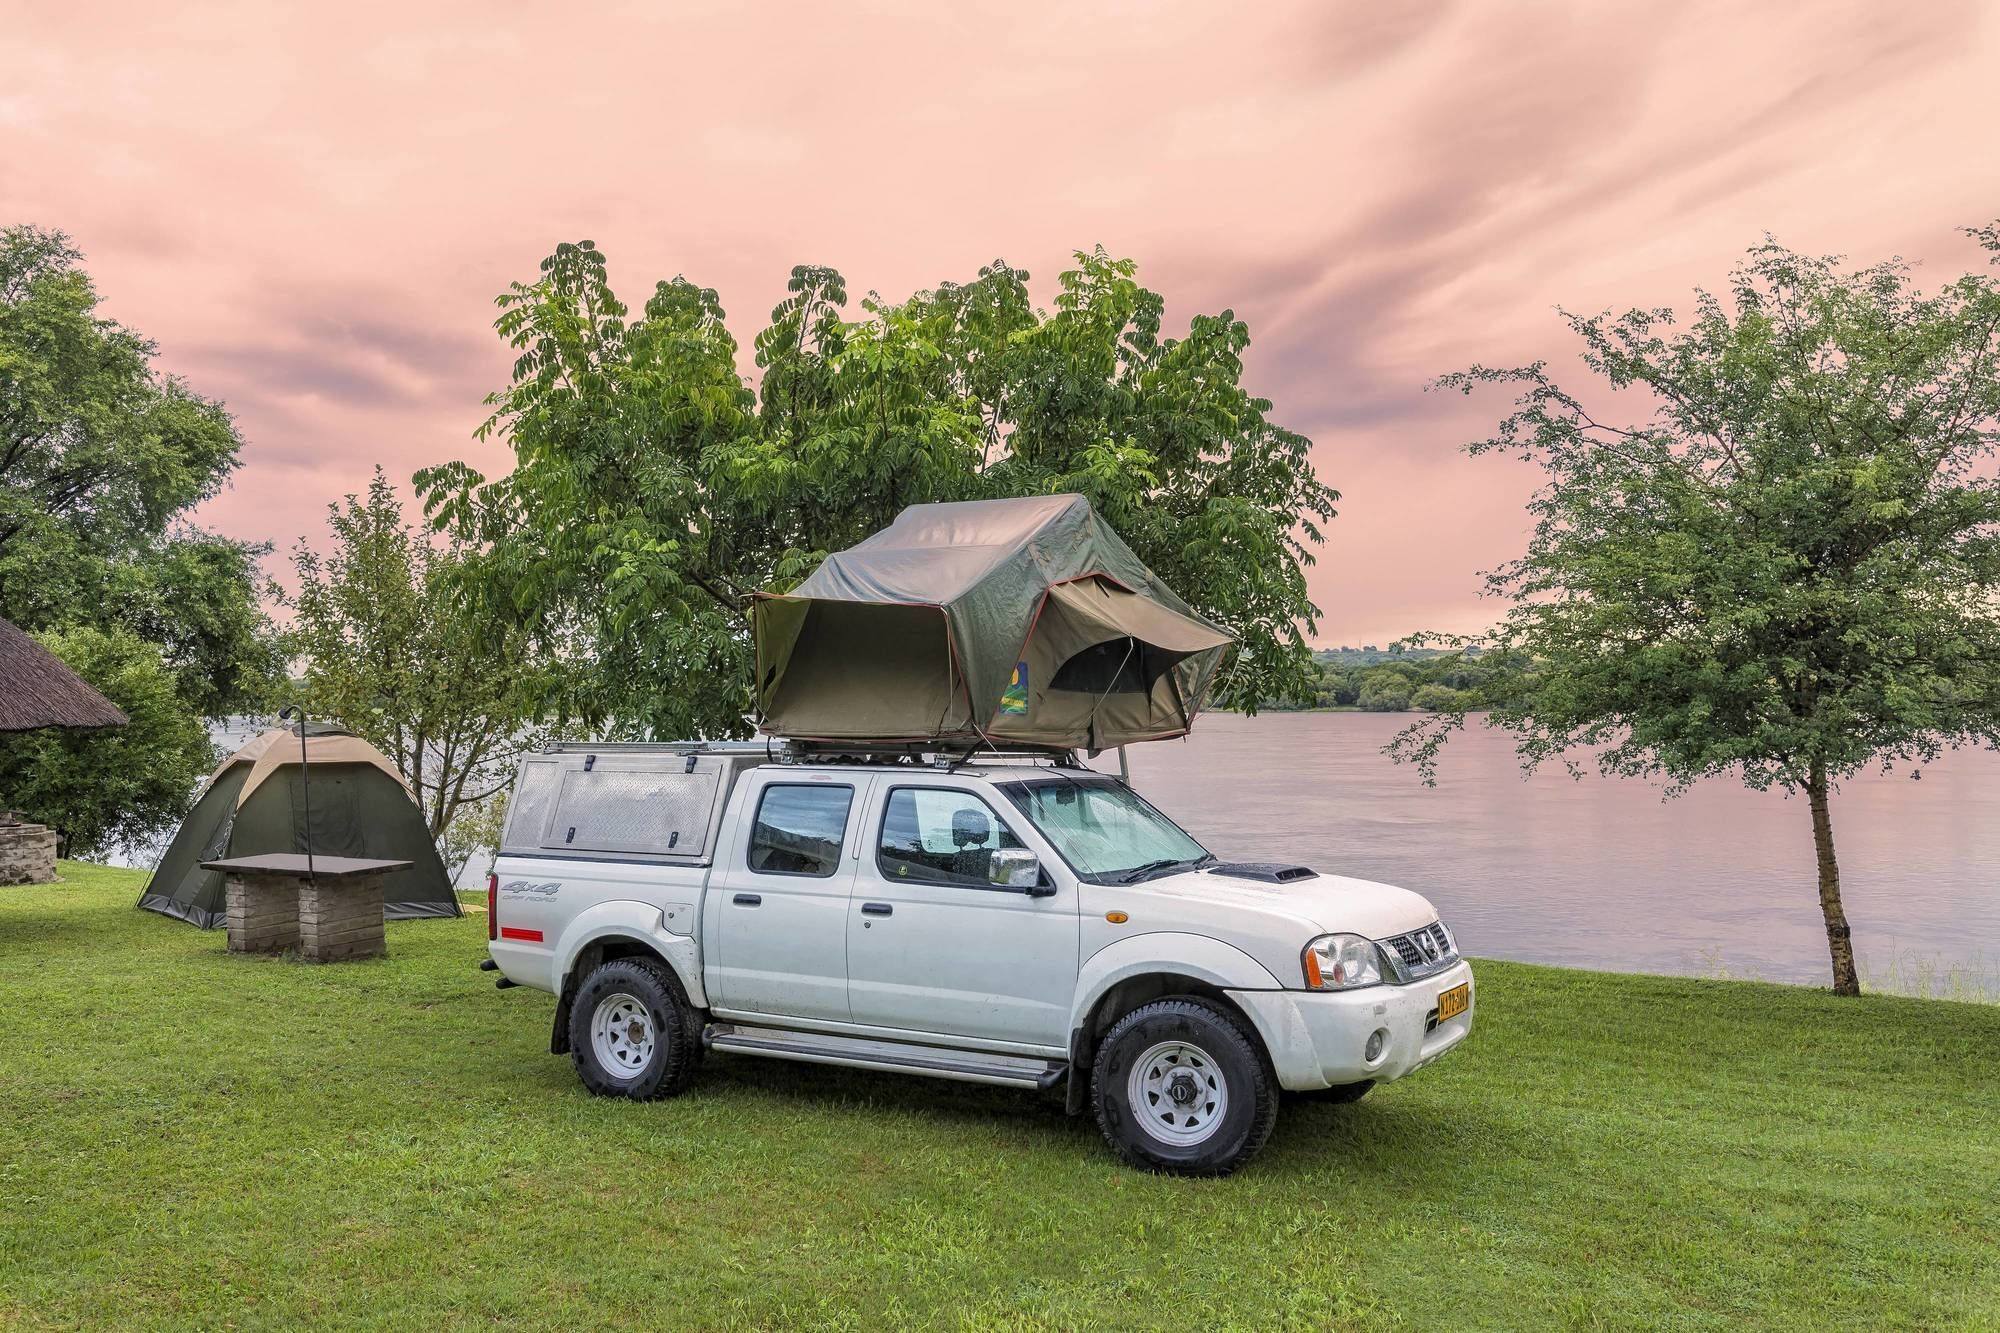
[1228,959,1475,1091]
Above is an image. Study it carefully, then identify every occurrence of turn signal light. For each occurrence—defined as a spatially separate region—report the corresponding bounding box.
[1105,911,1129,924]
[486,872,498,942]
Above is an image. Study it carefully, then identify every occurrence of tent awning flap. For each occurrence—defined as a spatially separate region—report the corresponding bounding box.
[1042,579,1234,656]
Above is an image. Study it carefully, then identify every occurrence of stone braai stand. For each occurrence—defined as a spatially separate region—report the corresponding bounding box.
[0,812,58,885]
[201,853,412,962]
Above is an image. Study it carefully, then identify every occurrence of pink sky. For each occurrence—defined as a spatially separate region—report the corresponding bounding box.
[6,1,1997,646]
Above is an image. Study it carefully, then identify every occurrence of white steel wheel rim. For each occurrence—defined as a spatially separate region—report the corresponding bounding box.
[590,992,656,1078]
[1128,1039,1229,1147]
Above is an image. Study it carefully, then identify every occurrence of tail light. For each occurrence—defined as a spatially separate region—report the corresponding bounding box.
[487,871,498,941]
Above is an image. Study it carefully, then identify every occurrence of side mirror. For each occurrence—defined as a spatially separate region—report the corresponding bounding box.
[989,847,1047,894]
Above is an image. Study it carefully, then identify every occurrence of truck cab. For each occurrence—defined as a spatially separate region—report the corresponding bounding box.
[488,742,1473,1176]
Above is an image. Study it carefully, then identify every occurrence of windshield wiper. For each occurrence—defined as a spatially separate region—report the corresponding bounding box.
[1115,857,1208,884]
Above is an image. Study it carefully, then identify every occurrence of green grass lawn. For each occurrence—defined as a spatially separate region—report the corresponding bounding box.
[2,864,1995,1330]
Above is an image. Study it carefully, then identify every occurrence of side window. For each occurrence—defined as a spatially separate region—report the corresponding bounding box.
[878,788,1025,888]
[747,784,853,878]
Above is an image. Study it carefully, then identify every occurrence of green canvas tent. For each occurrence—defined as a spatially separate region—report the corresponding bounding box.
[139,723,460,927]
[752,494,1234,751]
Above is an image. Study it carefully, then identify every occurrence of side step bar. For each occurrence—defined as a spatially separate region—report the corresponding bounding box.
[705,1022,1065,1091]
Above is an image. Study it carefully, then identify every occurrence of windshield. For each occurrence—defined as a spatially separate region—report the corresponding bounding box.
[998,776,1211,883]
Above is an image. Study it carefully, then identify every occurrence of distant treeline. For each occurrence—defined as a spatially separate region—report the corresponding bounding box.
[1256,645,1528,713]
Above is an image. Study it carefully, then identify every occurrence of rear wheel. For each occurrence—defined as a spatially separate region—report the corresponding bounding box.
[1091,998,1278,1176]
[568,958,700,1100]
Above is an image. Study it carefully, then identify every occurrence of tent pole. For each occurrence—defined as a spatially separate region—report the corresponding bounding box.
[278,704,314,880]
[1117,745,1130,786]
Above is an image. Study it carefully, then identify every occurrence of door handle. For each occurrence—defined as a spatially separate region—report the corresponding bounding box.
[860,902,893,916]
[733,893,762,907]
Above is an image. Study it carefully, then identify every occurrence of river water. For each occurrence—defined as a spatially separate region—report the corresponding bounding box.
[124,713,1997,993]
[1093,711,2000,994]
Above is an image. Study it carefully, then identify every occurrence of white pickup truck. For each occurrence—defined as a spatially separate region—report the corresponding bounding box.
[484,742,1474,1175]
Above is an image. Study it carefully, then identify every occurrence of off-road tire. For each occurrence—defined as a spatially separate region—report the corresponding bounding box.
[1091,997,1279,1176]
[568,957,701,1100]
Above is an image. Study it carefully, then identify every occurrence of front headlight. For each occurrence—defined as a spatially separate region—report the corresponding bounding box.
[1301,933,1386,990]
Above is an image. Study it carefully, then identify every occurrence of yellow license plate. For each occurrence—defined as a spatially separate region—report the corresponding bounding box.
[1436,983,1469,1023]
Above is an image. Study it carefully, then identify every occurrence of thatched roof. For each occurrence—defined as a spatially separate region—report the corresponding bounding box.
[0,618,129,732]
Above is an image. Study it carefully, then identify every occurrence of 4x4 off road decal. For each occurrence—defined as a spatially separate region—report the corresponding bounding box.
[500,880,561,898]
[1000,661,1029,715]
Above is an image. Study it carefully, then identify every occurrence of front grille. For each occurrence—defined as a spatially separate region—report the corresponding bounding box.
[1380,921,1457,980]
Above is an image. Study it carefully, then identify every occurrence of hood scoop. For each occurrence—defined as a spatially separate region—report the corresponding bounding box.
[1204,862,1318,884]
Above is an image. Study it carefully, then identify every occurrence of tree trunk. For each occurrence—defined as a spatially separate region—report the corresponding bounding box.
[1806,760,1860,996]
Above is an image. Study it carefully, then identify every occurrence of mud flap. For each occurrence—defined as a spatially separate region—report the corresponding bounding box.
[1064,1025,1090,1116]
[550,982,576,1055]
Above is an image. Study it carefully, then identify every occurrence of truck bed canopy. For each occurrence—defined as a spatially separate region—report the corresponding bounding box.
[752,494,1233,751]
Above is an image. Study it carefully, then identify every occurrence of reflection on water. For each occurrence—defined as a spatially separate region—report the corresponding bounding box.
[1094,712,2000,992]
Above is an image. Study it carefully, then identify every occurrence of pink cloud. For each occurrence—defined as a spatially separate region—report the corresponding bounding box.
[5,0,1995,645]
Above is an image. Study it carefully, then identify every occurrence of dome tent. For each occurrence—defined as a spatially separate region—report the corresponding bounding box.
[138,722,459,927]
[752,494,1234,751]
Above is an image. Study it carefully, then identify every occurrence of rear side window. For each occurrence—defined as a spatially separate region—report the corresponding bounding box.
[878,788,1025,888]
[747,784,853,878]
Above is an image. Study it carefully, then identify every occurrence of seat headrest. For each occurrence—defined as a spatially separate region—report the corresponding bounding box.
[951,805,991,848]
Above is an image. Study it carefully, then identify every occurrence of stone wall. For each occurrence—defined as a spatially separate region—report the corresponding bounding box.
[297,876,387,963]
[225,873,302,953]
[0,814,58,886]
[223,870,389,962]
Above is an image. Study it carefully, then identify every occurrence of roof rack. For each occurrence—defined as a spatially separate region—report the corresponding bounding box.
[539,740,774,755]
[534,737,1080,769]
[782,739,1078,770]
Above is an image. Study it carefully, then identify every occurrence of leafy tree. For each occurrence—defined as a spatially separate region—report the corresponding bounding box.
[0,626,213,857]
[441,789,508,886]
[1357,670,1413,713]
[0,226,277,718]
[278,469,554,845]
[1412,683,1471,713]
[1262,647,1526,711]
[419,243,1339,738]
[1393,225,2000,995]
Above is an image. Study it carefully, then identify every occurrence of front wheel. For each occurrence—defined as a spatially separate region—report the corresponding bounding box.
[1091,998,1278,1176]
[568,958,700,1100]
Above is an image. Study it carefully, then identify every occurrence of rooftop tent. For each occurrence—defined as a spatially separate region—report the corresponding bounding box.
[752,494,1234,750]
[138,723,460,927]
